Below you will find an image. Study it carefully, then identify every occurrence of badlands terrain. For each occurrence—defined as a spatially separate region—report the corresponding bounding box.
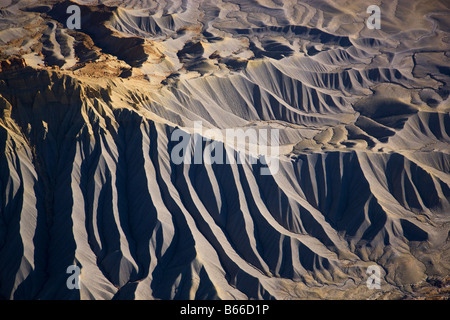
[0,0,449,299]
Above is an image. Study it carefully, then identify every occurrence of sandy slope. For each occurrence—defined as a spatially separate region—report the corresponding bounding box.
[0,0,449,299]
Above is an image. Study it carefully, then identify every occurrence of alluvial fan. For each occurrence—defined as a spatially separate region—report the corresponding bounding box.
[0,0,449,300]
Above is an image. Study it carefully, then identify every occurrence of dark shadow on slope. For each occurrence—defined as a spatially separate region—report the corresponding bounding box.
[213,55,248,71]
[0,71,82,299]
[307,46,321,56]
[47,1,148,67]
[23,5,51,13]
[169,136,263,287]
[354,98,418,130]
[354,116,396,143]
[248,41,293,60]
[113,110,158,288]
[15,134,79,299]
[244,162,335,277]
[150,125,220,299]
[286,152,388,248]
[165,128,276,298]
[176,41,215,74]
[95,166,136,289]
[41,22,66,68]
[344,124,377,147]
[424,112,450,142]
[232,25,353,48]
[257,40,294,60]
[202,31,223,43]
[112,282,138,299]
[401,219,428,242]
[360,196,387,243]
[385,153,440,212]
[0,127,25,299]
